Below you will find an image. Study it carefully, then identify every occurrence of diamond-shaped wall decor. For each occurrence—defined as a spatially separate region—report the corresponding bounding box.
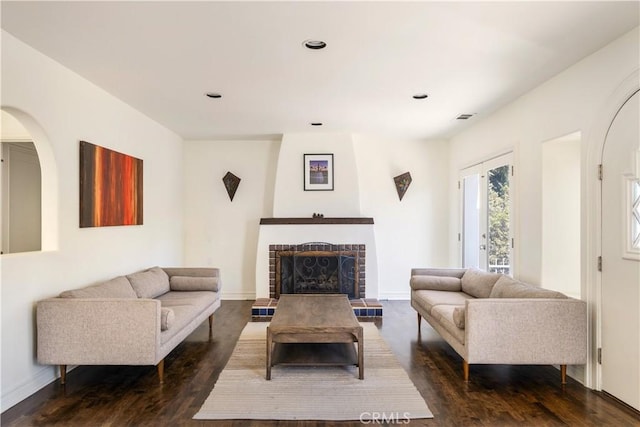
[222,171,241,201]
[393,172,412,201]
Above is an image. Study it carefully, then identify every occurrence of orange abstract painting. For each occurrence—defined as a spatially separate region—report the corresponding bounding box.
[79,141,143,227]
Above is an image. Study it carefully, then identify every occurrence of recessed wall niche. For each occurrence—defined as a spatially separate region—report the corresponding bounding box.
[541,131,581,298]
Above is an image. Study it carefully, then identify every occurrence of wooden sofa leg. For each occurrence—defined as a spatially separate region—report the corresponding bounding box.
[417,313,422,334]
[560,364,567,385]
[157,359,164,384]
[463,360,469,382]
[60,365,67,385]
[209,314,214,337]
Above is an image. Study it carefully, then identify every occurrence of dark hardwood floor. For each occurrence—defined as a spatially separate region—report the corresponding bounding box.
[2,300,639,426]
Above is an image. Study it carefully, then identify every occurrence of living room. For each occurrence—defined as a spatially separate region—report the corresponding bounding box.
[1,1,639,424]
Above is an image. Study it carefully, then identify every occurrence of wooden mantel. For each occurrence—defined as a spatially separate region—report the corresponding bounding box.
[260,217,374,225]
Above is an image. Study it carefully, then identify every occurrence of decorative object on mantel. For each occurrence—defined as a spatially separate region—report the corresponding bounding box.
[393,171,412,201]
[312,213,324,218]
[304,153,334,191]
[222,171,241,201]
[79,140,143,227]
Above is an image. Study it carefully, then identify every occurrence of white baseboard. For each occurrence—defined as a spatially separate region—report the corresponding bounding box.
[221,292,256,300]
[1,365,60,412]
[378,291,410,300]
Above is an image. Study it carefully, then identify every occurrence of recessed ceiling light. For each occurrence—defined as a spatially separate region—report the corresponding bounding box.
[205,92,222,99]
[303,40,327,50]
[412,93,429,99]
[310,122,323,126]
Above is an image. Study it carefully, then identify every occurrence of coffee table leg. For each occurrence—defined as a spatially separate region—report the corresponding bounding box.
[266,327,272,380]
[357,328,364,380]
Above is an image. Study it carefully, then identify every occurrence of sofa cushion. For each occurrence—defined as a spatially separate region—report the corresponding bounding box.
[430,305,465,344]
[489,276,567,299]
[158,291,218,344]
[461,268,502,298]
[160,307,174,331]
[59,276,137,299]
[452,306,465,329]
[157,291,219,314]
[170,276,219,292]
[127,267,170,299]
[412,289,474,315]
[410,275,462,292]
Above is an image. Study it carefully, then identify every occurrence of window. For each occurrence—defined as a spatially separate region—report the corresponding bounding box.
[625,177,640,260]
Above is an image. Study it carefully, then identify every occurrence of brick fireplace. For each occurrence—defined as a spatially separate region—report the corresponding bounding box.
[269,243,366,299]
[254,217,381,319]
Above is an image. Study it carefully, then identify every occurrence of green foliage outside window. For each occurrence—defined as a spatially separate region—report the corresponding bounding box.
[488,166,510,274]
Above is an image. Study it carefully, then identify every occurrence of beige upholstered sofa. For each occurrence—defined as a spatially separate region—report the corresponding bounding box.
[37,267,221,384]
[410,267,587,383]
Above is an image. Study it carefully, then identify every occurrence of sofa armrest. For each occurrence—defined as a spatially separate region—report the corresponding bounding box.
[163,267,221,292]
[37,298,161,366]
[465,298,587,365]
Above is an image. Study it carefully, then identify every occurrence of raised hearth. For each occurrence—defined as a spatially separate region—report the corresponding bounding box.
[252,297,383,320]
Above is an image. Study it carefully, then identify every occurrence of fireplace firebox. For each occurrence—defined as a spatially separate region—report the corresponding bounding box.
[270,243,365,299]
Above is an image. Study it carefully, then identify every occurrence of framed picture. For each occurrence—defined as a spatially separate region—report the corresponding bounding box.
[304,153,334,191]
[79,140,143,227]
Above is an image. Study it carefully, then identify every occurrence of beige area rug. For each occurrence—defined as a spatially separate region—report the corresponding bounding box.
[194,322,433,421]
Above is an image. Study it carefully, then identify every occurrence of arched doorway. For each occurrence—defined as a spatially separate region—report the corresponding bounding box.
[1,111,41,253]
[0,107,58,253]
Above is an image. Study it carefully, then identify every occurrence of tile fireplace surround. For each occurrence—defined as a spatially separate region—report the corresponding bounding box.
[253,217,382,319]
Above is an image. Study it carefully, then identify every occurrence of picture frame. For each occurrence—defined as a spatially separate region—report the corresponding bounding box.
[79,140,143,227]
[304,153,334,191]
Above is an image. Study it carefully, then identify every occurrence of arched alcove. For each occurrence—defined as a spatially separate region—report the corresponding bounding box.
[1,107,58,252]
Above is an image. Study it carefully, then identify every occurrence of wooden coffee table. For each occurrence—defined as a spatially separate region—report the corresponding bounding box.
[266,294,364,380]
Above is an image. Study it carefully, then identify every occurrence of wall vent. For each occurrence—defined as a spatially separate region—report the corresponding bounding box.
[456,113,475,120]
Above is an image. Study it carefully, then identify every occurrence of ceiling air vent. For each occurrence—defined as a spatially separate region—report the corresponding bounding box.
[456,113,475,120]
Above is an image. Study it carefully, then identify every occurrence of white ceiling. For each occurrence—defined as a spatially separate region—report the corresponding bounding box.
[1,1,639,141]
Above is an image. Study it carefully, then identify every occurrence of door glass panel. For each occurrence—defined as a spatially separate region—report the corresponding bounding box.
[462,173,480,268]
[631,179,640,250]
[487,165,510,274]
[460,153,513,274]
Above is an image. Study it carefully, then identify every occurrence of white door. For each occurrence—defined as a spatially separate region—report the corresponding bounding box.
[601,89,640,411]
[460,153,514,274]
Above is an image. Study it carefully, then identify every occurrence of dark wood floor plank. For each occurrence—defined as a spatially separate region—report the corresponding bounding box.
[2,300,639,426]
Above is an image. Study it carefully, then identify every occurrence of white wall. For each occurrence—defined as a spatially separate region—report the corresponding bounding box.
[273,133,361,217]
[183,139,280,299]
[1,111,31,140]
[1,31,184,410]
[354,135,451,298]
[448,27,640,286]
